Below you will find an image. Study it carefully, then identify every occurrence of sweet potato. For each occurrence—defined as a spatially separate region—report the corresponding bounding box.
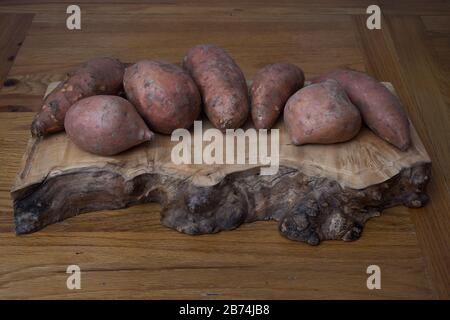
[123,60,201,134]
[313,68,410,150]
[64,95,153,156]
[251,63,304,129]
[183,44,249,130]
[284,79,362,145]
[31,57,125,137]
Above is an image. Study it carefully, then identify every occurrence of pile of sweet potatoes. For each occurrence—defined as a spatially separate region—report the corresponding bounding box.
[32,45,411,156]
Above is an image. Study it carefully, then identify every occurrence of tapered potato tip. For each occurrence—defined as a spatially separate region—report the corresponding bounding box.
[396,138,411,152]
[30,117,44,137]
[143,128,154,141]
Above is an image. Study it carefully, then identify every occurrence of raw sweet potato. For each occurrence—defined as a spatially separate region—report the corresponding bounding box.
[64,95,153,156]
[284,79,362,145]
[312,68,411,150]
[251,63,304,129]
[31,57,125,137]
[123,60,201,134]
[183,44,249,130]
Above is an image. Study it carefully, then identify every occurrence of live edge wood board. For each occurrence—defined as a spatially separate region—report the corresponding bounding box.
[10,82,431,245]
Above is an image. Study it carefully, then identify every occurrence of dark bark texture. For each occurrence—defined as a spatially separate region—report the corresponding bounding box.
[11,162,431,245]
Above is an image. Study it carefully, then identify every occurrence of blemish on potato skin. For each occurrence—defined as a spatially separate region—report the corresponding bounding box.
[210,96,221,108]
[48,100,59,112]
[144,79,154,88]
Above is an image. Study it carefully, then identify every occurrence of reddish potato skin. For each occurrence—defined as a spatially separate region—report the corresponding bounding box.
[284,80,361,145]
[31,57,125,137]
[64,95,153,156]
[183,44,249,130]
[312,68,411,150]
[123,60,201,134]
[251,63,305,129]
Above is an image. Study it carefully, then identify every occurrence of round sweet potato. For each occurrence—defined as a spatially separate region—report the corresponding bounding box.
[313,68,410,150]
[123,60,201,134]
[183,44,249,130]
[284,79,362,145]
[251,63,304,129]
[64,95,153,156]
[31,57,125,137]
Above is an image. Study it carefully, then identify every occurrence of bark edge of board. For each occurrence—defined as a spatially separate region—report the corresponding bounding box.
[12,161,431,245]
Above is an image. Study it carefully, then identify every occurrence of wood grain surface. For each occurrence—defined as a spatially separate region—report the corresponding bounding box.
[0,13,33,90]
[0,1,448,299]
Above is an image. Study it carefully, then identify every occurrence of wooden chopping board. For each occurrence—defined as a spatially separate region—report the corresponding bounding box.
[10,81,431,245]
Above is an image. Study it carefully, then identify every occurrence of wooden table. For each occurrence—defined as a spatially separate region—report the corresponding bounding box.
[0,0,448,299]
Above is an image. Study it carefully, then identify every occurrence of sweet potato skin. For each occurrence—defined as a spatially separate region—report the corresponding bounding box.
[123,60,201,134]
[64,95,153,156]
[313,68,411,150]
[284,79,361,145]
[251,63,304,129]
[31,57,125,137]
[183,44,249,130]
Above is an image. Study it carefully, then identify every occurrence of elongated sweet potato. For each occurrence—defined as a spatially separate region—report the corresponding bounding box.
[183,44,249,130]
[31,57,125,137]
[251,63,304,129]
[123,60,201,134]
[64,95,153,156]
[284,79,361,145]
[312,68,410,150]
